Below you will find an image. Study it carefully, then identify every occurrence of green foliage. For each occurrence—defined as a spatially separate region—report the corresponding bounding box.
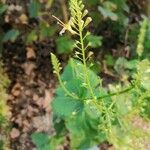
[28,0,41,18]
[0,3,7,14]
[26,30,38,44]
[1,0,147,149]
[39,23,56,39]
[0,62,10,149]
[48,0,150,149]
[32,130,65,149]
[105,55,115,67]
[86,34,102,48]
[56,36,75,54]
[98,0,129,26]
[3,29,19,42]
[32,133,51,150]
[0,0,56,51]
[98,4,118,21]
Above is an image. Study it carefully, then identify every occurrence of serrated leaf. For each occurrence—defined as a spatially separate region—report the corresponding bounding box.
[31,133,50,150]
[84,101,101,120]
[73,59,100,88]
[61,60,74,81]
[66,111,105,149]
[52,97,83,117]
[56,79,86,98]
[59,59,100,98]
[115,57,138,72]
[56,36,75,54]
[86,34,102,48]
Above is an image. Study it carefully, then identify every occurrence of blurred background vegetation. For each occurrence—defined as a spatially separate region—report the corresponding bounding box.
[0,0,150,149]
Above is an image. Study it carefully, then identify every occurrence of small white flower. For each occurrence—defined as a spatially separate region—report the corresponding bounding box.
[52,15,77,35]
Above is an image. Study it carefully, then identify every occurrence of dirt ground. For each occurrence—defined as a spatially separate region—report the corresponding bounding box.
[3,40,56,149]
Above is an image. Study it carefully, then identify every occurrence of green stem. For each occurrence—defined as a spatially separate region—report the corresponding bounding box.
[79,30,96,99]
[97,85,134,100]
[84,85,134,101]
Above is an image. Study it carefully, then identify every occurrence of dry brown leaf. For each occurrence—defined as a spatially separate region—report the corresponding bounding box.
[12,90,21,97]
[26,47,36,59]
[32,114,52,132]
[15,116,22,127]
[33,93,39,101]
[43,89,53,108]
[22,62,36,76]
[25,90,32,96]
[10,128,20,139]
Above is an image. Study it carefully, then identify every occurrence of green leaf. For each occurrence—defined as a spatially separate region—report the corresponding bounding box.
[52,97,83,117]
[126,60,138,70]
[114,57,128,73]
[98,6,118,21]
[114,57,138,74]
[50,136,65,150]
[59,59,100,98]
[28,0,41,18]
[47,0,53,8]
[56,36,75,54]
[66,111,105,149]
[86,34,102,48]
[31,133,50,150]
[115,96,130,116]
[0,3,7,14]
[0,140,4,150]
[40,23,56,39]
[56,79,86,98]
[86,0,99,6]
[53,116,66,135]
[105,55,115,67]
[73,59,100,88]
[3,29,19,42]
[32,133,65,150]
[26,30,38,44]
[60,58,77,82]
[84,101,101,120]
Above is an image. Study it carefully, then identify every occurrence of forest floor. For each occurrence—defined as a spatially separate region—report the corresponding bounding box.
[3,40,56,150]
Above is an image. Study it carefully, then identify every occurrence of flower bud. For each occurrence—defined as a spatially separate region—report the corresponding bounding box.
[82,9,88,18]
[84,17,92,27]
